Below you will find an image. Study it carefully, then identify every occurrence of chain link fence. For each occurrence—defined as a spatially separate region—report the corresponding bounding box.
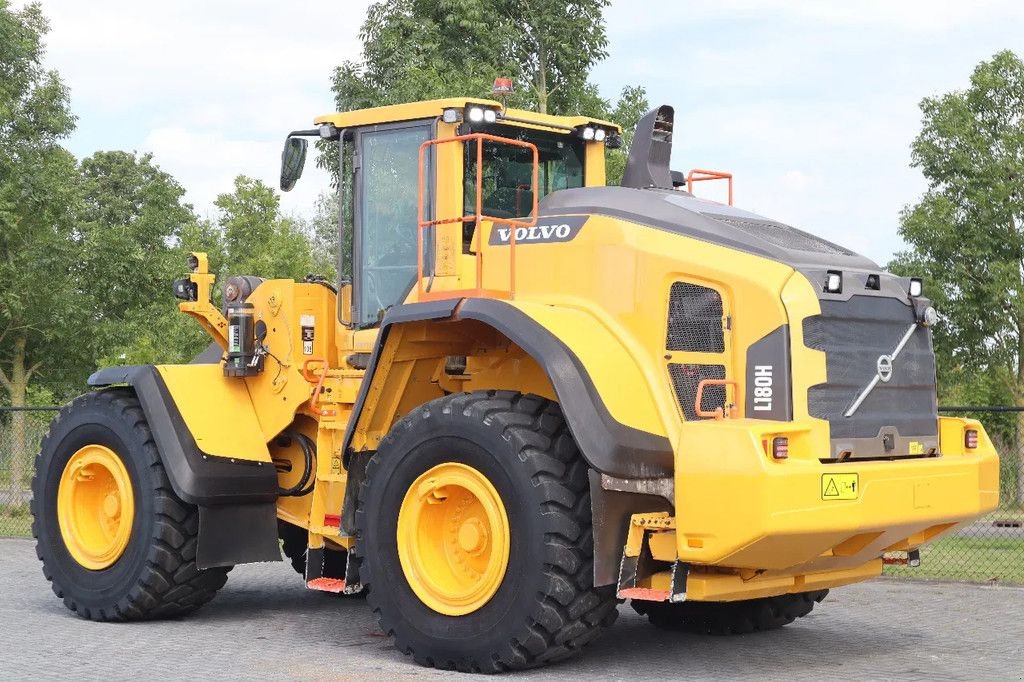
[0,406,58,538]
[2,404,1022,584]
[884,406,1024,584]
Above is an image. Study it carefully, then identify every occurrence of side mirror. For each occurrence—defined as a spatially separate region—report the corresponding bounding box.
[280,137,308,192]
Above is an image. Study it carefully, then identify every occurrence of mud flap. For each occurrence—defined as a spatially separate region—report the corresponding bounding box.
[197,503,281,569]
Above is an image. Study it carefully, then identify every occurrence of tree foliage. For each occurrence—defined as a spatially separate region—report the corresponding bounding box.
[332,0,631,120]
[0,0,80,493]
[0,0,79,404]
[889,50,1024,500]
[605,85,649,185]
[215,175,330,279]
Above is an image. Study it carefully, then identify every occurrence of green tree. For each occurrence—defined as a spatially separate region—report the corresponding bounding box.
[328,0,647,195]
[333,0,621,117]
[605,85,649,185]
[889,50,1024,503]
[0,0,80,495]
[332,0,510,112]
[70,151,217,370]
[307,191,347,278]
[215,175,323,280]
[502,0,609,114]
[76,151,195,364]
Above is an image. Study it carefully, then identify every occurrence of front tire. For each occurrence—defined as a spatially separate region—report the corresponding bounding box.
[356,391,618,672]
[31,390,229,621]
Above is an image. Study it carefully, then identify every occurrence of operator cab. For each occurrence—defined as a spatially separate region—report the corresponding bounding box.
[278,98,618,328]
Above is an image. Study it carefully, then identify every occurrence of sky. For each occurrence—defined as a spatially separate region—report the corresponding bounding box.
[28,0,1024,265]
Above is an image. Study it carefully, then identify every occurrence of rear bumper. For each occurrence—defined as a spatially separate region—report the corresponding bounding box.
[673,416,999,575]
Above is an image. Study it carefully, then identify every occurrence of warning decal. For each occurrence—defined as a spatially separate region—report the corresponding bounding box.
[821,473,859,501]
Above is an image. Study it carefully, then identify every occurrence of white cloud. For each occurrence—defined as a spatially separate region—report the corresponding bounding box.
[24,0,1024,266]
[596,0,1024,264]
[140,126,330,221]
[605,0,1024,34]
[31,0,370,218]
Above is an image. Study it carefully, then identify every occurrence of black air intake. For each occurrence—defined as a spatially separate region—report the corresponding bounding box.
[621,105,674,190]
[669,364,726,421]
[666,282,725,353]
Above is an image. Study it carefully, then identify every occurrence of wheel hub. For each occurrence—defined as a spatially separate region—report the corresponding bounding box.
[397,462,510,616]
[57,444,135,570]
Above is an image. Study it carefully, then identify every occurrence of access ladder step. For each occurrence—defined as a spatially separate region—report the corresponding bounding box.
[306,577,347,593]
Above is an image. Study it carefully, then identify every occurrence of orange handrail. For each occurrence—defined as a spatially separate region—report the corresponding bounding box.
[416,133,539,301]
[694,378,738,420]
[686,169,733,206]
[300,358,329,410]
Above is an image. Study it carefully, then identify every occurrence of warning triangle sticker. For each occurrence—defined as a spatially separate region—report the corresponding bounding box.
[824,479,840,497]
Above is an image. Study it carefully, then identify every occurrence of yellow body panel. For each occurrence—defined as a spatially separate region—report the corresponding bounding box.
[672,417,999,572]
[152,99,999,609]
[314,97,618,133]
[411,214,795,442]
[156,364,270,462]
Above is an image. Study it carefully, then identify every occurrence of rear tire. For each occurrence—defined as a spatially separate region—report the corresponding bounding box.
[356,391,618,672]
[632,589,828,634]
[31,390,229,621]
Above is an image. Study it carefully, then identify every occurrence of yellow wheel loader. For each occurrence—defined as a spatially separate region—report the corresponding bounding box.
[32,97,999,672]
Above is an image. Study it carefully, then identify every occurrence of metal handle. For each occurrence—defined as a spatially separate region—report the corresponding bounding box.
[694,379,738,420]
[301,358,329,410]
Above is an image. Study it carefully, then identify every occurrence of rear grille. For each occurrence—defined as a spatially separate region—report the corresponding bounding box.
[666,282,724,352]
[669,363,725,420]
[804,296,937,451]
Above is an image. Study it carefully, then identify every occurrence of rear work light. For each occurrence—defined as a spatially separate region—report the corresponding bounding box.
[771,436,789,460]
[964,429,979,450]
[824,271,842,293]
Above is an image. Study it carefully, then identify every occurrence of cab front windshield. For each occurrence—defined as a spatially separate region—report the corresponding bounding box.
[464,124,584,227]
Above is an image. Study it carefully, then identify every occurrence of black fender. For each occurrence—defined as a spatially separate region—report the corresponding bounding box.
[340,298,673,479]
[88,365,280,568]
[458,299,674,478]
[88,365,279,506]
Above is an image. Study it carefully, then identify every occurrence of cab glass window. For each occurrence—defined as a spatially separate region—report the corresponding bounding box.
[355,123,431,327]
[464,125,584,221]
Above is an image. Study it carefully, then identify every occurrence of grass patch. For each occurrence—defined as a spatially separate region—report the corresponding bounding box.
[0,504,32,538]
[885,535,1024,584]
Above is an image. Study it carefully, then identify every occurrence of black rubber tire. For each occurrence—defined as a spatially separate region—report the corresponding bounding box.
[631,589,829,634]
[356,391,618,673]
[31,389,230,621]
[277,519,348,578]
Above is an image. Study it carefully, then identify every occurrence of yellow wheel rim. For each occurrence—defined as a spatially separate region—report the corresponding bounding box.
[397,462,510,616]
[57,444,135,570]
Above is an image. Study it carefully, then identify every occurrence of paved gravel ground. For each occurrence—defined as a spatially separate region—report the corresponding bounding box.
[2,538,1022,681]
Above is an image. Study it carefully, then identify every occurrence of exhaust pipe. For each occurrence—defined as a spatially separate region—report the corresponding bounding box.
[621,105,674,190]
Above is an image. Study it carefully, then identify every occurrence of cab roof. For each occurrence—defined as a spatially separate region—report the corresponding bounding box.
[313,97,620,133]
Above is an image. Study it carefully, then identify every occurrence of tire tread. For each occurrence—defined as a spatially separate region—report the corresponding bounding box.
[633,589,828,634]
[357,390,618,673]
[31,390,228,622]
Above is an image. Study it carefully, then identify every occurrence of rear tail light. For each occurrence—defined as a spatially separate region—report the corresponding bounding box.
[772,437,789,460]
[964,429,979,450]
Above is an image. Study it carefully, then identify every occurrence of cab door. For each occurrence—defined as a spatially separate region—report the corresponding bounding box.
[350,120,434,332]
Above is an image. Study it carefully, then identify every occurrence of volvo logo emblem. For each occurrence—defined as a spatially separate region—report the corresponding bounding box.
[876,354,893,383]
[845,322,919,417]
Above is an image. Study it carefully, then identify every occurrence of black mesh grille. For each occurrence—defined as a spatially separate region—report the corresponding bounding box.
[704,213,855,256]
[669,363,726,420]
[804,296,937,441]
[666,282,724,352]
